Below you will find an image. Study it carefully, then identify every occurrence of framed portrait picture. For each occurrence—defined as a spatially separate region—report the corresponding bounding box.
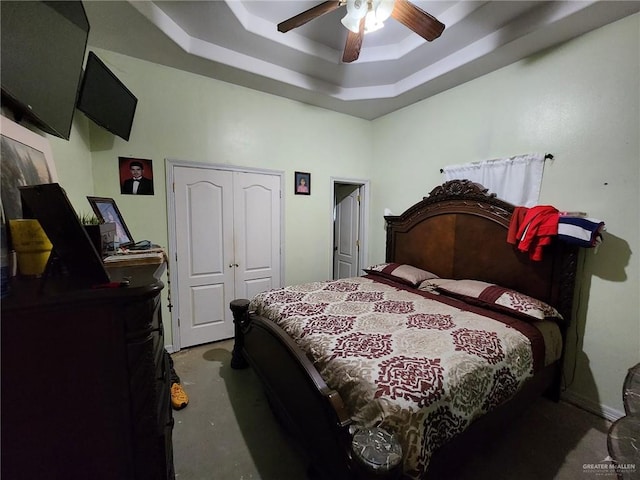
[1,115,57,220]
[87,196,135,247]
[294,171,311,195]
[119,156,154,195]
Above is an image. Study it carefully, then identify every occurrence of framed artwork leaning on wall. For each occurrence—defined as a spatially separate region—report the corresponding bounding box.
[0,115,57,220]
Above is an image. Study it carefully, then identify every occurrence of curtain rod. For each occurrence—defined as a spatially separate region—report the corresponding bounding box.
[439,153,554,173]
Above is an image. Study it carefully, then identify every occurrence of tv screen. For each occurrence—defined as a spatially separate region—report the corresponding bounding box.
[0,1,89,140]
[77,51,138,141]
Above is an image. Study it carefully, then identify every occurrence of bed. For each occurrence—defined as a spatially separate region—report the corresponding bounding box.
[230,179,579,480]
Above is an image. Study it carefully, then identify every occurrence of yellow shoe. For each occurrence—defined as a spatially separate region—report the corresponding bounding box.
[171,383,189,410]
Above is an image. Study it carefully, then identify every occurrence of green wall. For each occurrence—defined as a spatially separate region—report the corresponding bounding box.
[43,14,639,419]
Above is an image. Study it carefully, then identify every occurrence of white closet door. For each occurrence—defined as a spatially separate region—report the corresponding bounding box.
[173,166,282,349]
[233,172,281,300]
[174,166,235,347]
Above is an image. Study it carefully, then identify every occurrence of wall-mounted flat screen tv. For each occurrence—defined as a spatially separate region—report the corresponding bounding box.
[76,51,138,141]
[0,1,89,140]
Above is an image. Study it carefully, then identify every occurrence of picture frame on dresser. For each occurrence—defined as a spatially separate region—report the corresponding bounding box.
[87,196,135,247]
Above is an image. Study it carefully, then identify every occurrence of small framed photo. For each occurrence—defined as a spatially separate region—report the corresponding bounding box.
[294,171,311,195]
[87,196,135,247]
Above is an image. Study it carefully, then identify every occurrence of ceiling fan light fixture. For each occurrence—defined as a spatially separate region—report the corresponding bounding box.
[364,11,383,33]
[341,14,361,33]
[365,0,394,34]
[341,0,368,33]
[363,0,395,34]
[373,0,395,22]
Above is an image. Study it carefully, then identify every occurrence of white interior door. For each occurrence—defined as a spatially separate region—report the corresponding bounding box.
[233,172,281,300]
[333,184,360,279]
[174,166,235,347]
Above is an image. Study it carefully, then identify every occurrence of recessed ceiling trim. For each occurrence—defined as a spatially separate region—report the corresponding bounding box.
[125,0,637,104]
[132,0,570,75]
[394,0,604,95]
[438,1,488,27]
[187,32,400,101]
[224,0,340,63]
[129,0,409,99]
[130,0,191,51]
[128,1,349,95]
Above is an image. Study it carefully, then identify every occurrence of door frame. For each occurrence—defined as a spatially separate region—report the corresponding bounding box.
[166,159,285,352]
[330,177,370,280]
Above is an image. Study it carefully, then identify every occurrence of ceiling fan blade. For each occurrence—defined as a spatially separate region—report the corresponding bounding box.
[342,18,365,63]
[278,1,342,33]
[391,0,445,42]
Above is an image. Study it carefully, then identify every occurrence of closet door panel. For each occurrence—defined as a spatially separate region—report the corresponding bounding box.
[174,167,235,347]
[233,172,281,300]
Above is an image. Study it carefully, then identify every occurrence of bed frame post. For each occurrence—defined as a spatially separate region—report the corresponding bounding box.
[548,244,580,401]
[230,299,250,369]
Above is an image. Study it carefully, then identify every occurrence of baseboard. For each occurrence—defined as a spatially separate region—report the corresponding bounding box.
[561,389,624,422]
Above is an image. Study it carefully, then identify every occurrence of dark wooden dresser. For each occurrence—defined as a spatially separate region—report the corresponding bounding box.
[1,264,174,480]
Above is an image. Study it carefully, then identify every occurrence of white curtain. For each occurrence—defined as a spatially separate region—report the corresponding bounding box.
[442,153,545,207]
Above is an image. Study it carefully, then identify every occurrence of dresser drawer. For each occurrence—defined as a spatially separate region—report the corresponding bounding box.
[124,295,162,338]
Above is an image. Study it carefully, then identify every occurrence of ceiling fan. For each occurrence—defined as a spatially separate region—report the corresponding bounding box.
[277,0,445,63]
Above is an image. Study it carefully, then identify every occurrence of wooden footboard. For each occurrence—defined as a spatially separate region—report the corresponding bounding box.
[230,299,402,480]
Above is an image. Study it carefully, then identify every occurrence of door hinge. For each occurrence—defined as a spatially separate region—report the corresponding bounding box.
[356,239,360,248]
[357,195,361,203]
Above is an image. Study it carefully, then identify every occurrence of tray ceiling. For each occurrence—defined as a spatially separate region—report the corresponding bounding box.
[84,1,640,120]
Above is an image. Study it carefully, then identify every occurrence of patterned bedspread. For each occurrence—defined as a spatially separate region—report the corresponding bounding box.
[250,276,556,479]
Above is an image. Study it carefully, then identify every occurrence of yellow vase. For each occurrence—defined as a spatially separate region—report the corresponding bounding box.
[8,219,53,276]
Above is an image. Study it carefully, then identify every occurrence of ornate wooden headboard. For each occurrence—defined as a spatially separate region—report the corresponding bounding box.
[385,180,579,322]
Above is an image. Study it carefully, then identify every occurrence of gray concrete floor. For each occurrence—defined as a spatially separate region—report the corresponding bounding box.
[171,340,308,480]
[171,340,612,480]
